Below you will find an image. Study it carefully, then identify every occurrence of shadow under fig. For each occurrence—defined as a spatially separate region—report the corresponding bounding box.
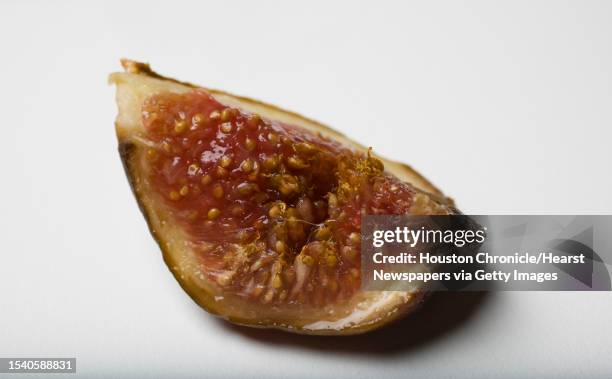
[216,291,490,355]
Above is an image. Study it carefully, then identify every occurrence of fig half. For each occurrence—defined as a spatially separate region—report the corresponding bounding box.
[110,60,455,335]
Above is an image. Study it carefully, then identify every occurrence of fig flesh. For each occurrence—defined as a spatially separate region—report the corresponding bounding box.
[110,60,455,335]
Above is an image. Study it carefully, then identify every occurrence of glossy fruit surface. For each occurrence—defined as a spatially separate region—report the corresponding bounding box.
[111,60,455,334]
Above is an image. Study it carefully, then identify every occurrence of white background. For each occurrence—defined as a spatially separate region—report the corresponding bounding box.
[1,1,611,378]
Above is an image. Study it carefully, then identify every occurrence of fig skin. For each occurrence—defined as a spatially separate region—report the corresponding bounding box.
[111,60,455,335]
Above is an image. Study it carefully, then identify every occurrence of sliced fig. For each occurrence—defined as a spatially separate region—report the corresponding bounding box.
[110,60,456,335]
